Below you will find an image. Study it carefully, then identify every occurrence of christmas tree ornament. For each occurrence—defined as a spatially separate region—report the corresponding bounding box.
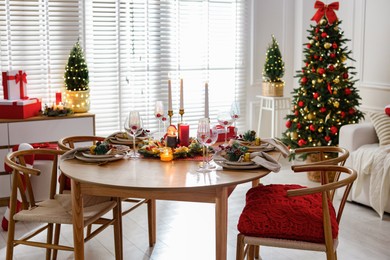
[341,55,347,62]
[324,42,332,49]
[317,78,323,83]
[291,132,298,140]
[308,136,313,142]
[333,101,339,108]
[333,78,340,84]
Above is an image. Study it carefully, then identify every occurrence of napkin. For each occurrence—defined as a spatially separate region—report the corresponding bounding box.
[261,138,290,158]
[247,151,281,173]
[60,147,89,161]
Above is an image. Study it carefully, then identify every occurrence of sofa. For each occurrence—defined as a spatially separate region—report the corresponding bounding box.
[339,119,390,218]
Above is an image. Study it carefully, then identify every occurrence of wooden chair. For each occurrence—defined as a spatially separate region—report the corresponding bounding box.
[4,148,122,260]
[58,136,154,246]
[236,164,357,260]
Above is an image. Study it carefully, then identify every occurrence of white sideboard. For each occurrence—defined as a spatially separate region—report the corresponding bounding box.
[0,113,95,204]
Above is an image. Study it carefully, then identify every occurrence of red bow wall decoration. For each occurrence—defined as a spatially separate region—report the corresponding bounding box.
[311,1,339,25]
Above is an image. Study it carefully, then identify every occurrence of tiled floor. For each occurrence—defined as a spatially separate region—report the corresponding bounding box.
[1,157,390,259]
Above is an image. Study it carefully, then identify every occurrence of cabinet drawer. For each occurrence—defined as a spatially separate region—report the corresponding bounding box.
[9,117,94,145]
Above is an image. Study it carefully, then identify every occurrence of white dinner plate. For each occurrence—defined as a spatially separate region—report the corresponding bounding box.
[214,161,263,170]
[82,151,115,159]
[75,152,125,162]
[224,161,255,166]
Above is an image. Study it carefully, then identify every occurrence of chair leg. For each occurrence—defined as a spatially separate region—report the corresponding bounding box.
[236,233,245,260]
[46,223,54,260]
[248,245,255,260]
[6,217,15,260]
[86,224,92,236]
[52,223,62,260]
[254,245,260,259]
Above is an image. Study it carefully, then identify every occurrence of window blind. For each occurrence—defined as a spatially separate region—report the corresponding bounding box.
[0,0,81,105]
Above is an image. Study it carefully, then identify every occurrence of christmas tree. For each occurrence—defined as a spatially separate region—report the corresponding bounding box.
[263,35,284,83]
[281,2,364,152]
[64,40,89,91]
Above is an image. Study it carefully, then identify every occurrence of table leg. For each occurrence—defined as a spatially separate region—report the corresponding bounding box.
[71,179,84,260]
[147,199,156,246]
[215,187,228,260]
[113,198,123,260]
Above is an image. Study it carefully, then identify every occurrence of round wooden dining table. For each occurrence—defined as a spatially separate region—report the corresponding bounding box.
[59,153,278,260]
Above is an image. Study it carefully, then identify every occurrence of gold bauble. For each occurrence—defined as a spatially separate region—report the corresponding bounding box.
[320,19,327,25]
[308,136,313,142]
[307,113,314,120]
[333,101,340,108]
[310,40,314,45]
[317,141,322,146]
[318,127,323,133]
[324,42,331,49]
[317,78,323,83]
[316,42,320,47]
[341,55,347,62]
[293,118,298,122]
[291,132,298,140]
[312,80,316,85]
[333,78,340,84]
[304,106,309,112]
[304,116,307,120]
[333,90,338,95]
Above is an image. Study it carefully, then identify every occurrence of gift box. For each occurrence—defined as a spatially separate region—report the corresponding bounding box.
[2,70,28,100]
[0,98,41,119]
[216,125,237,142]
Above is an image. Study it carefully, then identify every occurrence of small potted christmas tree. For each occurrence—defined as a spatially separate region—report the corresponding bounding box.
[262,35,285,97]
[64,40,90,113]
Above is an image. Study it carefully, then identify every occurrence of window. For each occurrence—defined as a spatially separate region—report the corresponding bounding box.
[1,0,248,137]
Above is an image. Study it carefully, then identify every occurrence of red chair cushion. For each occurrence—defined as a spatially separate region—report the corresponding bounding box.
[237,184,339,243]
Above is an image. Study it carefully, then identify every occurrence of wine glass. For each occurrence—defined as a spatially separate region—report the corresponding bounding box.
[154,101,164,139]
[124,111,143,158]
[204,125,218,169]
[196,118,211,172]
[230,101,240,126]
[217,111,234,146]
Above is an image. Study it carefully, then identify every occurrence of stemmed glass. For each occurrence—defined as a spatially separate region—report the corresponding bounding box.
[230,101,240,126]
[124,111,143,158]
[154,101,164,139]
[217,111,234,146]
[196,118,211,172]
[204,125,218,169]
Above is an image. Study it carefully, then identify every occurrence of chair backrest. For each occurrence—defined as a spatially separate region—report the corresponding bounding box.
[58,135,106,151]
[290,164,357,226]
[5,149,65,209]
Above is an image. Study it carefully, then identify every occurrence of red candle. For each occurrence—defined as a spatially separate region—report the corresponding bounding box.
[56,91,62,105]
[179,123,190,147]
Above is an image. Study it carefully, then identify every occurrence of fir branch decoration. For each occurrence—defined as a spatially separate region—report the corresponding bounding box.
[64,40,89,91]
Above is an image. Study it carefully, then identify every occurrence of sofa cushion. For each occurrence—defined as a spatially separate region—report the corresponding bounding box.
[370,112,390,146]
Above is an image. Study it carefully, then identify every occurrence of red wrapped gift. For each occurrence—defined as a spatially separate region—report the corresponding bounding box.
[216,125,237,142]
[2,70,28,100]
[0,98,41,119]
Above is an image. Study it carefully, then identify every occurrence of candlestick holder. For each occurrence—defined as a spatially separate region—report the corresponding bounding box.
[179,108,184,122]
[168,110,173,125]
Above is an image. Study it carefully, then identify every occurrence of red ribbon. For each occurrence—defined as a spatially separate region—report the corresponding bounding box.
[15,71,27,85]
[311,1,339,25]
[6,71,28,99]
[327,83,332,94]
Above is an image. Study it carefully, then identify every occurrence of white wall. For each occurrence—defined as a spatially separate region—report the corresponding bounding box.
[247,0,390,137]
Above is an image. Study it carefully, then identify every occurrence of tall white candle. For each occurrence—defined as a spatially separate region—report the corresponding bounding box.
[168,78,172,111]
[180,79,184,110]
[205,82,209,118]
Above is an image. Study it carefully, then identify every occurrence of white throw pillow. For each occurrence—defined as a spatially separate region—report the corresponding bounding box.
[370,112,390,146]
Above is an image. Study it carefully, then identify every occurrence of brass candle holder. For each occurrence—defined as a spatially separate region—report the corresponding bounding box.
[179,108,184,122]
[168,110,173,125]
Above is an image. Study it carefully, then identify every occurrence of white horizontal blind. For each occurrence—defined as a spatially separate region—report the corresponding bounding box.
[86,0,248,136]
[0,0,81,105]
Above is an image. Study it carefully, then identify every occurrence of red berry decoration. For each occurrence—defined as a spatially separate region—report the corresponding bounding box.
[307,44,311,49]
[328,65,335,71]
[311,68,316,73]
[349,108,355,115]
[297,123,302,129]
[286,120,292,128]
[320,107,326,113]
[309,124,316,131]
[294,110,299,116]
[314,55,319,60]
[330,126,338,135]
[298,101,304,107]
[343,72,349,79]
[306,62,309,67]
[315,28,319,33]
[321,32,327,38]
[298,139,307,147]
[330,53,336,58]
[313,92,319,99]
[319,56,323,61]
[324,136,331,142]
[332,42,338,49]
[344,88,351,95]
[341,111,346,118]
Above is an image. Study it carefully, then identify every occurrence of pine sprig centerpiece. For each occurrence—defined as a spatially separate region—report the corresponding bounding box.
[281,5,364,155]
[64,40,89,91]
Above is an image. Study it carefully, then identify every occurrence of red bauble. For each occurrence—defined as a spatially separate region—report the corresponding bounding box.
[297,123,302,129]
[311,68,316,73]
[309,124,316,132]
[307,44,311,49]
[330,53,336,58]
[324,136,331,142]
[313,92,319,99]
[332,42,338,49]
[328,65,335,71]
[317,68,325,74]
[315,28,319,33]
[301,77,308,84]
[319,56,323,61]
[320,107,327,113]
[344,88,351,95]
[349,108,355,115]
[294,110,299,116]
[298,139,307,147]
[305,62,309,67]
[330,126,338,135]
[286,120,292,128]
[343,73,349,79]
[341,111,346,118]
[314,55,319,60]
[298,100,305,107]
[321,32,328,38]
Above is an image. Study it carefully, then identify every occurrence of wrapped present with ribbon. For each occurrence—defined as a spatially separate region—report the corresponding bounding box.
[0,98,41,119]
[216,125,237,142]
[2,70,28,100]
